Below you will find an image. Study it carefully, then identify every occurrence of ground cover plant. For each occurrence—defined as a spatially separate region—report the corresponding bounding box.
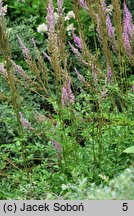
[0,0,134,199]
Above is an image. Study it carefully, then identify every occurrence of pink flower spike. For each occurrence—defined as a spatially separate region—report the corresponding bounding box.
[74,67,86,83]
[11,60,30,80]
[107,64,112,84]
[68,42,88,65]
[19,112,33,130]
[96,14,102,41]
[0,1,7,16]
[17,35,31,60]
[106,15,115,38]
[62,86,68,107]
[67,79,75,104]
[123,1,134,54]
[68,41,81,56]
[46,0,55,32]
[51,139,62,153]
[101,0,107,13]
[123,31,131,54]
[72,29,82,50]
[57,0,63,16]
[61,78,75,107]
[79,0,88,10]
[123,2,134,37]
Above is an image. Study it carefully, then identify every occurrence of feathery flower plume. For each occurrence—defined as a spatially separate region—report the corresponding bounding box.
[97,1,115,40]
[66,79,75,104]
[17,35,31,60]
[68,42,88,65]
[51,139,62,153]
[79,0,88,10]
[57,0,63,16]
[62,78,75,107]
[123,1,134,37]
[96,14,102,41]
[11,60,30,79]
[107,64,112,84]
[19,112,33,130]
[0,1,7,16]
[106,15,115,38]
[68,41,81,56]
[46,0,55,32]
[123,1,134,54]
[62,86,68,107]
[72,29,83,50]
[74,67,86,84]
[123,32,131,54]
[101,0,107,12]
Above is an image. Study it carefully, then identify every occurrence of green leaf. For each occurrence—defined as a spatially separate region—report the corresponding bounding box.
[124,146,134,154]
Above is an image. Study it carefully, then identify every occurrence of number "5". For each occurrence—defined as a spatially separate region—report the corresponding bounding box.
[122,203,128,211]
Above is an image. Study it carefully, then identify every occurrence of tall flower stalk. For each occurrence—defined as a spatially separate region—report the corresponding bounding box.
[0,0,31,170]
[72,28,83,50]
[46,0,55,33]
[111,0,127,91]
[96,0,114,72]
[61,78,74,107]
[123,1,134,55]
[46,0,63,85]
[0,2,23,136]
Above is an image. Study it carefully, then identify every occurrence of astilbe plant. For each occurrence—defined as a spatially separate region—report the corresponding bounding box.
[61,78,75,107]
[0,0,134,180]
